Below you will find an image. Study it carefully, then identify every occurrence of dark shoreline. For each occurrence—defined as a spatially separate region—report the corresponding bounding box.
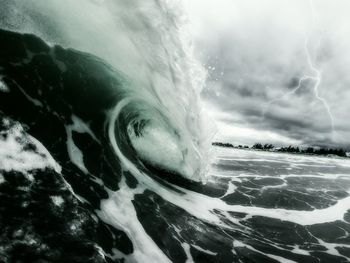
[212,142,350,158]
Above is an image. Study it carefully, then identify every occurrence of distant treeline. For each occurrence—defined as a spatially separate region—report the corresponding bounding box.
[212,142,249,148]
[252,143,347,157]
[212,142,348,157]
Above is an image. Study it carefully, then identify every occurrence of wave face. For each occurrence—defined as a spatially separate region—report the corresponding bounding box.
[1,1,350,263]
[0,0,212,181]
[0,1,214,262]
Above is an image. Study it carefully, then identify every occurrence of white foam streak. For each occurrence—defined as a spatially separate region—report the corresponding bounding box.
[233,240,297,263]
[156,181,350,226]
[0,120,61,174]
[0,78,9,92]
[98,178,171,263]
[65,115,98,174]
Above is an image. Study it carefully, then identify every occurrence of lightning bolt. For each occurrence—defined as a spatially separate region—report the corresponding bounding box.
[307,0,335,137]
[263,0,335,139]
[304,37,335,136]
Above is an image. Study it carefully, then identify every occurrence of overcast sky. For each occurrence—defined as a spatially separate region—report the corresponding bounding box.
[187,0,350,148]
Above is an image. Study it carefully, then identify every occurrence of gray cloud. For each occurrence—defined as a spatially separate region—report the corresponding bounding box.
[190,0,350,149]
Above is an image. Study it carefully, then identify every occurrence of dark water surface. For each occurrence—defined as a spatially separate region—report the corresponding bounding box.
[1,29,350,263]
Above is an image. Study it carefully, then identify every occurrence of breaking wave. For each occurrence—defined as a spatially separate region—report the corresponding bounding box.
[2,1,350,263]
[0,0,212,181]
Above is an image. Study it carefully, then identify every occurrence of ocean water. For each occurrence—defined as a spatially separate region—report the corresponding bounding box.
[209,147,350,262]
[0,1,350,262]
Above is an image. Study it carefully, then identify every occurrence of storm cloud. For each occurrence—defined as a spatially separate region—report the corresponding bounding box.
[188,0,350,148]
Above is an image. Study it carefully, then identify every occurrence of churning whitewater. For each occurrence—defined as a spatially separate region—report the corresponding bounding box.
[0,0,350,262]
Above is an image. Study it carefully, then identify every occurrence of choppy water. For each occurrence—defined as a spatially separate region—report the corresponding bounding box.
[1,101,350,262]
[209,147,350,262]
[0,1,350,262]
